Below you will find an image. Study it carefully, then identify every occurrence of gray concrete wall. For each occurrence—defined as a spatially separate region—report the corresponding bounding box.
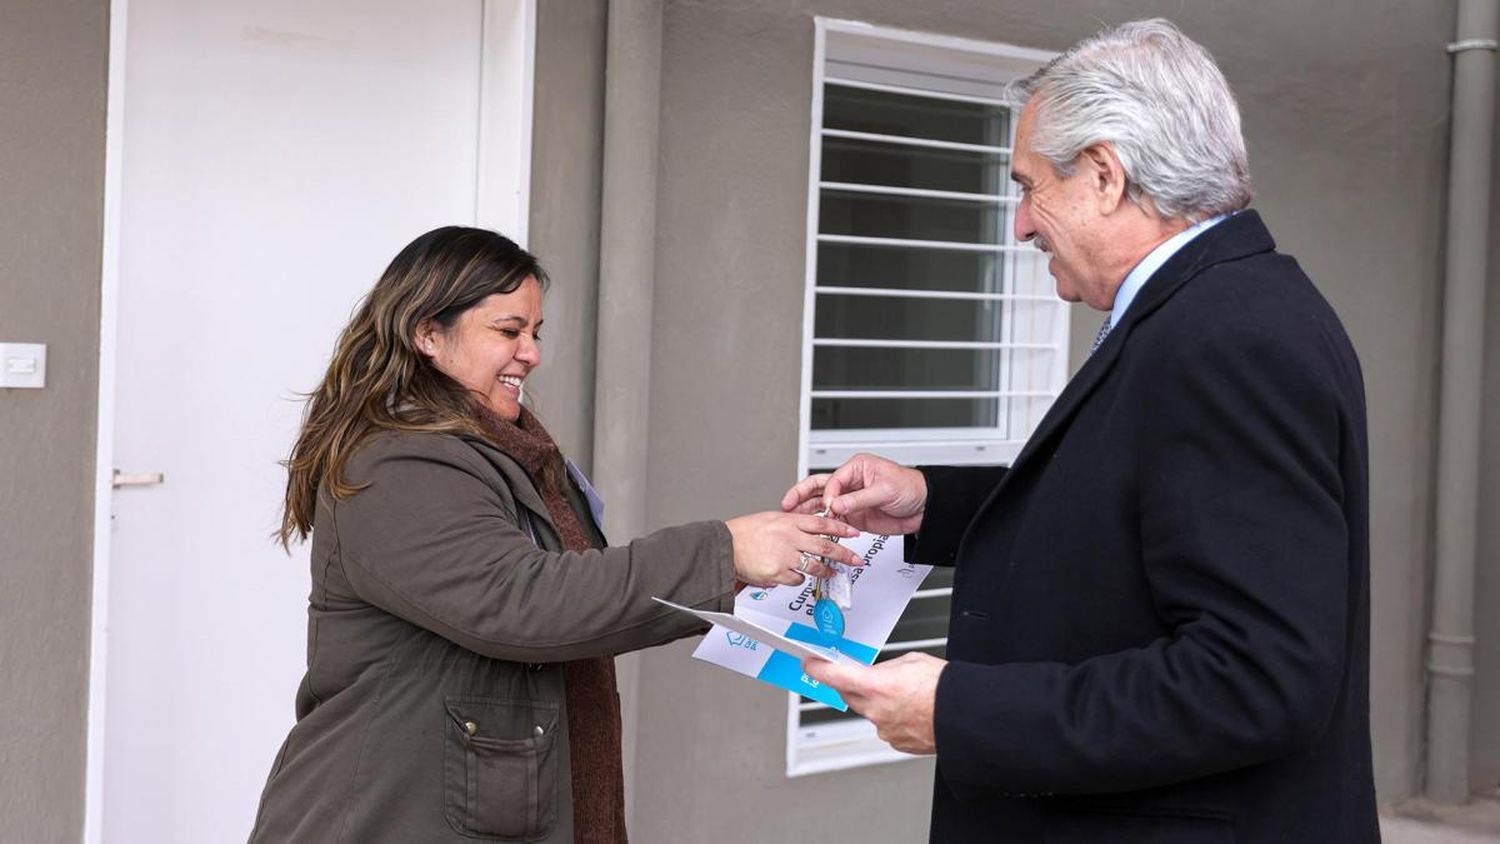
[1473,91,1500,796]
[0,1,109,841]
[1181,0,1456,801]
[618,1,1459,836]
[528,0,666,826]
[1222,4,1456,800]
[527,0,608,468]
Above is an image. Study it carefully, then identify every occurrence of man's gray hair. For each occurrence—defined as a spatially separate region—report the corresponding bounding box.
[1013,19,1252,222]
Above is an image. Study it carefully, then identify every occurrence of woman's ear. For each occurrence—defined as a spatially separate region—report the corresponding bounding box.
[414,319,440,360]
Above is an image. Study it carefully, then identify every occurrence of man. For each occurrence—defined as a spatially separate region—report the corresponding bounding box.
[783,19,1378,843]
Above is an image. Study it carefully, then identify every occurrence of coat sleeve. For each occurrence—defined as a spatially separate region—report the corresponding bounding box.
[906,465,1008,566]
[332,434,737,663]
[933,305,1352,796]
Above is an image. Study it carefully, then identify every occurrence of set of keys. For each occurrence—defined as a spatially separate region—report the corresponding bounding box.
[805,507,853,640]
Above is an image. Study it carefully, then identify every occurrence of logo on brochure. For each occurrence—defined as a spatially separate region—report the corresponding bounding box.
[724,631,759,651]
[813,599,846,638]
[749,590,768,601]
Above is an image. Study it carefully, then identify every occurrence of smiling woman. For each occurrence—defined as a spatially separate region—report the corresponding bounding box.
[253,227,860,843]
[416,276,544,423]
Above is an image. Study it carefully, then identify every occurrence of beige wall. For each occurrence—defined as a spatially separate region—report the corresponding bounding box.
[622,0,1461,836]
[0,0,109,841]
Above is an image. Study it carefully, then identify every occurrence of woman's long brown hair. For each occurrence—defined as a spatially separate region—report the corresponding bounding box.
[278,226,548,548]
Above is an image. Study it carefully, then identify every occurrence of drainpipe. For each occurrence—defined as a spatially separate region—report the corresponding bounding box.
[593,0,663,831]
[1425,0,1497,805]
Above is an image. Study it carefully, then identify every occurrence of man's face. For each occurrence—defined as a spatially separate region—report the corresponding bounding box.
[1010,104,1112,309]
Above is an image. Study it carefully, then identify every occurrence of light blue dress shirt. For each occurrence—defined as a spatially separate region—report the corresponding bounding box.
[1105,214,1228,331]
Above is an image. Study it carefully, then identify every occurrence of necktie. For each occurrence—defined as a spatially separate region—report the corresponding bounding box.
[1089,314,1113,356]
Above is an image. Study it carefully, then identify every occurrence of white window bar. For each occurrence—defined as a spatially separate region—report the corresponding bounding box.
[818,233,1028,253]
[815,286,1051,302]
[881,637,949,654]
[807,441,1020,454]
[998,176,1020,440]
[808,434,1014,447]
[810,390,1057,399]
[824,75,1019,110]
[814,338,1058,350]
[821,127,1009,156]
[819,181,1018,204]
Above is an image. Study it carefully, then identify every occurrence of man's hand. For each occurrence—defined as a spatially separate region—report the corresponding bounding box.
[801,653,945,755]
[780,453,927,535]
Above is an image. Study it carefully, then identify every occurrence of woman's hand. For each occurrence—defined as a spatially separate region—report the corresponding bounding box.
[780,453,927,535]
[724,511,862,588]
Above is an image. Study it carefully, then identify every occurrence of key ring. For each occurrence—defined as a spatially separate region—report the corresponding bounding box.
[810,507,849,638]
[796,553,815,575]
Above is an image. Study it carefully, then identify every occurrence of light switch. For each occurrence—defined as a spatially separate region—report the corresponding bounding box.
[0,343,46,389]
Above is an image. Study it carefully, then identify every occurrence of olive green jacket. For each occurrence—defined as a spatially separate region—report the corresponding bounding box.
[249,431,736,842]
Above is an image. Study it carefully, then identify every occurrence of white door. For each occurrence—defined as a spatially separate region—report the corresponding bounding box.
[92,1,532,840]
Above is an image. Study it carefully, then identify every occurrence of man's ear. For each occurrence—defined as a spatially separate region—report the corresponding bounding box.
[1080,141,1128,214]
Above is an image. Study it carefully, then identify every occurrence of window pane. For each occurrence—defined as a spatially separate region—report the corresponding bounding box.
[812,397,998,429]
[820,189,1009,244]
[918,566,954,590]
[884,568,958,646]
[824,84,1009,147]
[886,596,950,643]
[821,136,1008,195]
[813,346,1001,391]
[815,294,1004,343]
[818,242,1012,294]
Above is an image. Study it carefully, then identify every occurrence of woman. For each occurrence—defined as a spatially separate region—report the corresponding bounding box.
[250,227,855,843]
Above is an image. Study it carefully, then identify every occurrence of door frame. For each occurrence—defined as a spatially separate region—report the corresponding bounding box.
[82,3,536,840]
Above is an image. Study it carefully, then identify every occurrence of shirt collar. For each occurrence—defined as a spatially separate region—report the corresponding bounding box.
[1106,213,1228,328]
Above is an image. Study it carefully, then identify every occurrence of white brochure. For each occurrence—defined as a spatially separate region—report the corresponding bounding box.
[651,599,860,666]
[657,531,931,711]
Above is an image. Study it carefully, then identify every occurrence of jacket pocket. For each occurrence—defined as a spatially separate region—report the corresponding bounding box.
[443,696,560,841]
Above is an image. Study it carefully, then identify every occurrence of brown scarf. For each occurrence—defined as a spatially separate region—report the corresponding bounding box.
[479,406,627,844]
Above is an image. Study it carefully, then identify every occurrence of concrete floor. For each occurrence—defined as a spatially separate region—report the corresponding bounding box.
[1381,793,1500,843]
[1383,817,1500,843]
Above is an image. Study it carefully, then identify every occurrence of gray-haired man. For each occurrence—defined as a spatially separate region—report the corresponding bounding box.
[786,19,1377,843]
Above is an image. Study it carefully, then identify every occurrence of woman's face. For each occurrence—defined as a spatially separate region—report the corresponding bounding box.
[418,276,543,422]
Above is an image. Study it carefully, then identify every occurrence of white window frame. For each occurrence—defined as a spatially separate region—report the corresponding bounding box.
[788,18,1060,778]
